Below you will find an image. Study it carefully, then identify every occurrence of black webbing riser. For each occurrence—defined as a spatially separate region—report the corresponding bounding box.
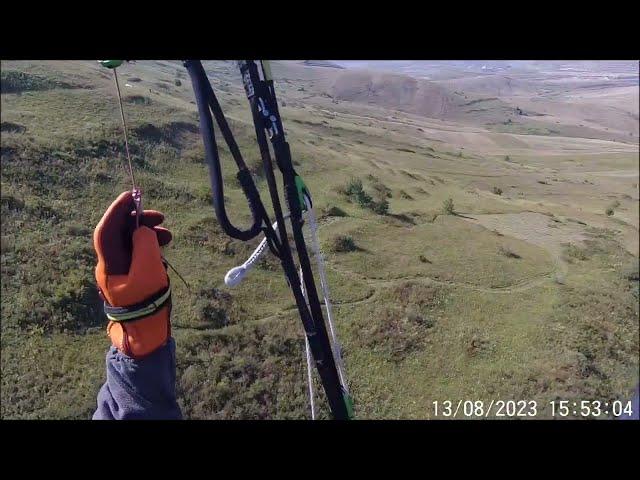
[184,60,263,242]
[186,59,349,419]
[246,95,348,418]
[242,61,349,419]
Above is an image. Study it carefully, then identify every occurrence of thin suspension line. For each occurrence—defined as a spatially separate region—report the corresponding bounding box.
[112,68,136,190]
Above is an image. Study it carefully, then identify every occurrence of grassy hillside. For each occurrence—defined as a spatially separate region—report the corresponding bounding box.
[1,60,638,419]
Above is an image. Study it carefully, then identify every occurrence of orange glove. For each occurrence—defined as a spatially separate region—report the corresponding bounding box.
[94,191,173,358]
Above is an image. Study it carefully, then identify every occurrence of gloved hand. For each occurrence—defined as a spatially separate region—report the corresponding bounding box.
[94,191,173,358]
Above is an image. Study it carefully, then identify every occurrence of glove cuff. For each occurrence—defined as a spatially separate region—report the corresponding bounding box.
[107,301,172,358]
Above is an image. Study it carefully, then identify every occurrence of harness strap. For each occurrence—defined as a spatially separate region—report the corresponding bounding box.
[104,285,171,322]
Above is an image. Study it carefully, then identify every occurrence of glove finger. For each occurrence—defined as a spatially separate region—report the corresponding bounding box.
[94,191,136,275]
[154,226,173,247]
[137,210,165,228]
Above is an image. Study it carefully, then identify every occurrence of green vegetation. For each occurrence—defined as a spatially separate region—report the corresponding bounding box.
[399,190,414,200]
[1,70,82,94]
[606,200,619,216]
[1,60,637,420]
[328,235,358,253]
[322,205,347,217]
[442,198,455,215]
[340,177,389,215]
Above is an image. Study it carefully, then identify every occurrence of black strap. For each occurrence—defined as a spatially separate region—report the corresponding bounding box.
[239,60,350,419]
[184,60,267,243]
[184,60,351,420]
[104,285,171,322]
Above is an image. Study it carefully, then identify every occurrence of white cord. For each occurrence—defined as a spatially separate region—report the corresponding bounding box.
[224,217,284,287]
[303,195,348,391]
[299,265,316,420]
[223,196,349,416]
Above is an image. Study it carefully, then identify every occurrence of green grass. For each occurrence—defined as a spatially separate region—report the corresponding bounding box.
[1,60,638,419]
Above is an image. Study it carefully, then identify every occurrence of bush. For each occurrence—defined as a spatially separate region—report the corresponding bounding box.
[342,177,372,208]
[442,198,455,215]
[1,121,26,134]
[621,260,639,282]
[174,78,182,87]
[498,246,521,259]
[1,70,77,94]
[565,244,588,261]
[192,287,234,329]
[125,95,152,105]
[356,191,373,208]
[344,178,364,197]
[322,206,347,217]
[399,190,414,200]
[492,186,503,195]
[605,201,619,216]
[328,235,357,253]
[370,199,389,215]
[341,178,390,215]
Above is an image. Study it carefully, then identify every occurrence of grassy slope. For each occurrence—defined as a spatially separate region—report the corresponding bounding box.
[1,61,638,419]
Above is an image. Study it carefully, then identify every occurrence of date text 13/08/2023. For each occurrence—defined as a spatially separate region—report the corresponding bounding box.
[431,400,636,418]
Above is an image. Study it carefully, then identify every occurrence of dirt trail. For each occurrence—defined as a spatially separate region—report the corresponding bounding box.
[177,210,578,332]
[225,213,563,328]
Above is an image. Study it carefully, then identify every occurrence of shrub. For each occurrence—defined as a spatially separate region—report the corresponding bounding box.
[125,95,152,105]
[192,287,234,329]
[340,178,389,215]
[0,121,26,134]
[344,177,364,197]
[442,198,455,215]
[621,260,639,282]
[1,70,77,93]
[328,235,357,253]
[498,246,521,259]
[356,191,373,208]
[174,78,182,87]
[370,199,389,215]
[565,244,588,261]
[322,205,347,217]
[605,200,619,216]
[492,186,503,195]
[399,190,413,200]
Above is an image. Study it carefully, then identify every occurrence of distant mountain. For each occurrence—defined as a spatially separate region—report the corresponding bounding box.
[329,69,454,118]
